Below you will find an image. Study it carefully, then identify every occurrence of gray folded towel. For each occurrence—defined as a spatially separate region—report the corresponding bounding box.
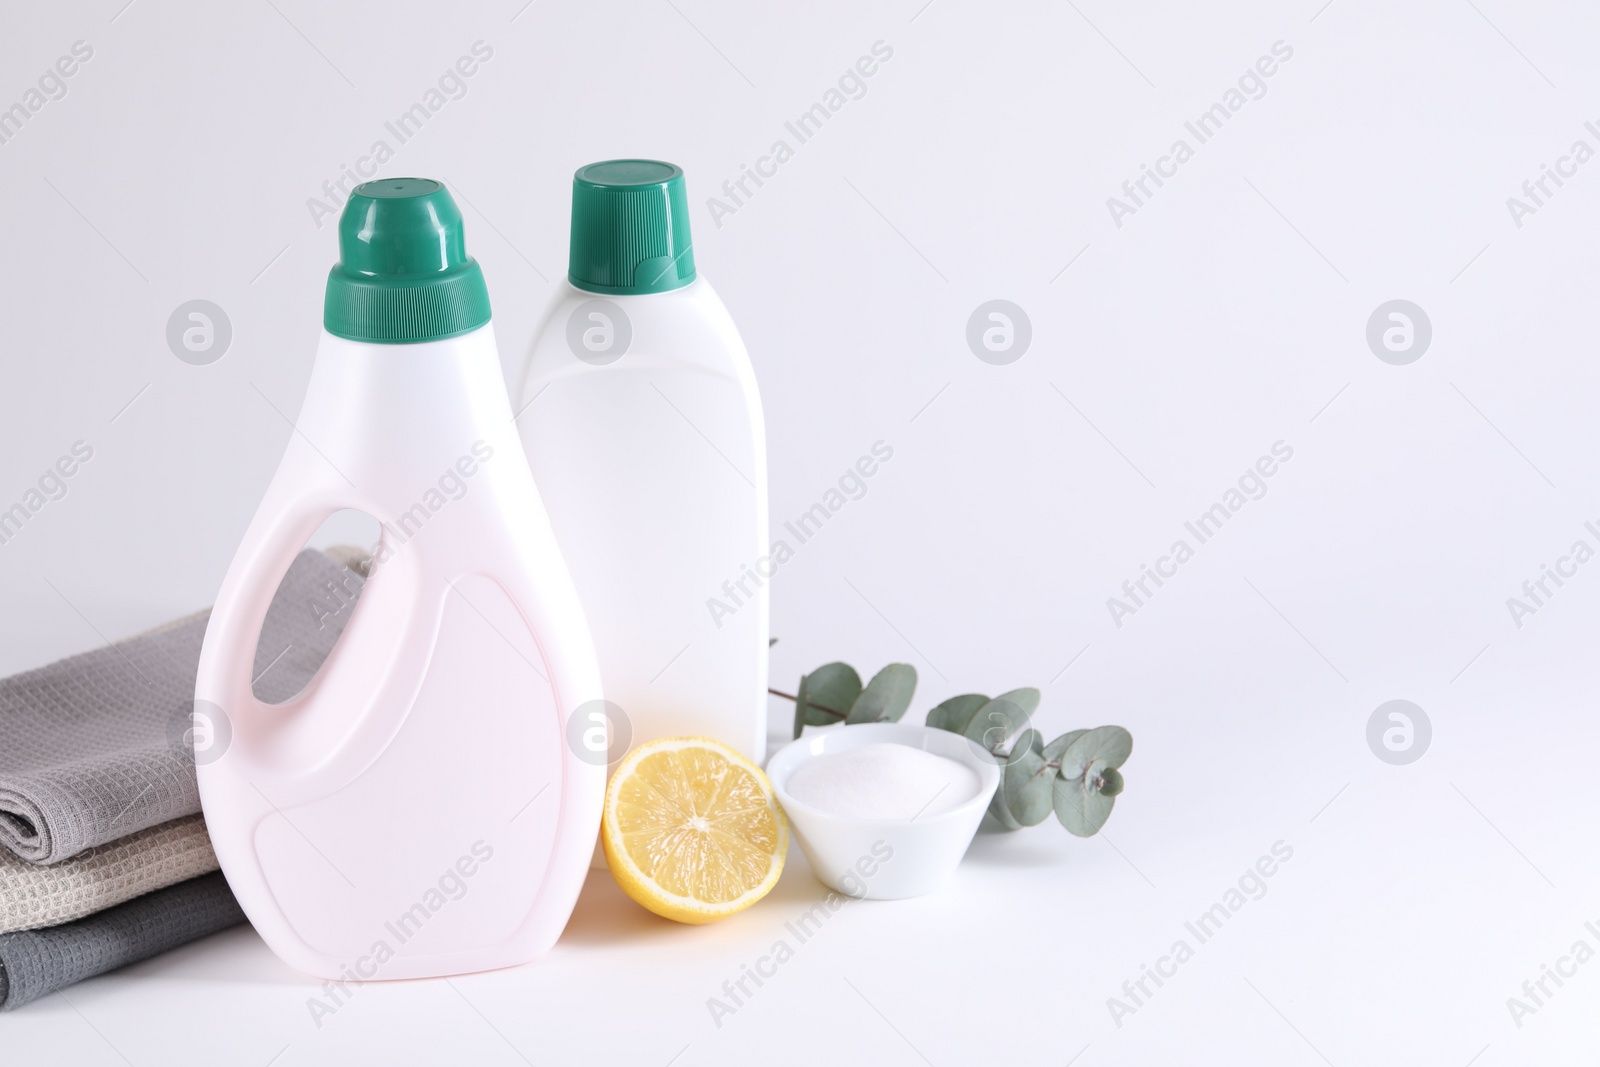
[0,815,218,934]
[0,871,245,1010]
[0,550,363,864]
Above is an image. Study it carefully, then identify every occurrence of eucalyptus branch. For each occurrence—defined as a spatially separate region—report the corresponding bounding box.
[769,688,846,720]
[783,659,1133,836]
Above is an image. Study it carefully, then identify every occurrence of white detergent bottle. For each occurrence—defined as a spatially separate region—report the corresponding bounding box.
[518,160,768,775]
[195,178,603,980]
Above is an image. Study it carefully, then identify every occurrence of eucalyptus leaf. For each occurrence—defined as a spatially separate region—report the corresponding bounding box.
[963,688,1042,754]
[1053,769,1117,836]
[987,777,1024,830]
[1002,736,1055,827]
[792,674,816,739]
[1009,728,1044,758]
[925,693,989,734]
[792,662,861,738]
[847,663,918,724]
[1056,725,1133,778]
[1042,729,1087,765]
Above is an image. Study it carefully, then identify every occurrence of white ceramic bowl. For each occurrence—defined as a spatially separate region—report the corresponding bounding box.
[767,722,1000,900]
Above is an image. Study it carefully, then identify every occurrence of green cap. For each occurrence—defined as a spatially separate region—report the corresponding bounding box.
[323,177,492,343]
[568,160,696,295]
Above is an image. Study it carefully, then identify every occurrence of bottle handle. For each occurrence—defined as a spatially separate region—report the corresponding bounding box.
[198,465,442,796]
[195,482,349,749]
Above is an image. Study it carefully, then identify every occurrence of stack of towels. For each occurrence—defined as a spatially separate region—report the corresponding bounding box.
[0,550,364,1009]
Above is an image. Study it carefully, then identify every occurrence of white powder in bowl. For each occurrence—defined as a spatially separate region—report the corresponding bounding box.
[784,742,981,820]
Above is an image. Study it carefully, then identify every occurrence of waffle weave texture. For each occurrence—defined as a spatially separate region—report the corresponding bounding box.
[0,871,244,1010]
[0,814,217,934]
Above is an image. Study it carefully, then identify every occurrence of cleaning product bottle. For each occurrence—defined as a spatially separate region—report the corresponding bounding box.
[195,178,603,981]
[517,160,768,769]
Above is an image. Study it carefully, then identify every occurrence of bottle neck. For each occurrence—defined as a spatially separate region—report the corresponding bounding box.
[298,325,511,458]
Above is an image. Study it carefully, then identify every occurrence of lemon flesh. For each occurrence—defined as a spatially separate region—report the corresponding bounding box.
[602,737,786,924]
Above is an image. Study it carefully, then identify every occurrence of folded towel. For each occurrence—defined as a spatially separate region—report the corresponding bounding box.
[0,815,217,934]
[0,550,363,864]
[0,870,245,1010]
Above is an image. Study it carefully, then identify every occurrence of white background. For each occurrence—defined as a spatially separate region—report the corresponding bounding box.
[2,0,1598,1063]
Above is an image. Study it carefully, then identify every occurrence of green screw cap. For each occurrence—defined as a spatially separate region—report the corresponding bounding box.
[324,177,492,343]
[568,160,696,295]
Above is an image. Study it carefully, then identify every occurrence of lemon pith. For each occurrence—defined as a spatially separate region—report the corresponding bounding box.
[602,737,787,924]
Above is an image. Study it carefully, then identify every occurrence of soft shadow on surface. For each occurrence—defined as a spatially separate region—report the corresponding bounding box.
[961,823,1074,869]
[561,851,851,948]
[122,923,317,988]
[758,853,831,907]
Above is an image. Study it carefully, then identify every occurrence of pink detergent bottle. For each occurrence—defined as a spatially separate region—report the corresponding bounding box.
[194,178,603,980]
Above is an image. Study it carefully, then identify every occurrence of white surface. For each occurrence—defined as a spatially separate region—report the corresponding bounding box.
[520,277,770,765]
[1,0,1597,1062]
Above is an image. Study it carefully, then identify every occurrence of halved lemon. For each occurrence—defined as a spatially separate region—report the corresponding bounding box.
[602,736,787,924]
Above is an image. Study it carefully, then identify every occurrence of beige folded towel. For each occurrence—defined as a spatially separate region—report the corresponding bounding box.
[0,814,218,934]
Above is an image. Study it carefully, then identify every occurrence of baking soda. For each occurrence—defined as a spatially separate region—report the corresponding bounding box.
[785,743,980,820]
